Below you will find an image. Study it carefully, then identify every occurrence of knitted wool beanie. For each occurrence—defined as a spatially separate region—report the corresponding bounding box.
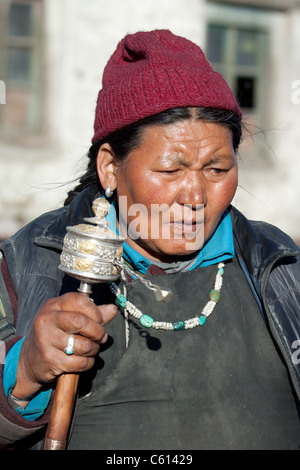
[92,29,242,143]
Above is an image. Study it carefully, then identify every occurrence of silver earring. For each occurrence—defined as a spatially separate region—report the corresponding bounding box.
[105,185,113,198]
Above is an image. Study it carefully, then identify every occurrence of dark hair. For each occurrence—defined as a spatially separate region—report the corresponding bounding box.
[64,106,242,205]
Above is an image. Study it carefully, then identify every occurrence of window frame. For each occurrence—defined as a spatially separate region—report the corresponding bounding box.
[0,0,44,141]
[206,22,268,116]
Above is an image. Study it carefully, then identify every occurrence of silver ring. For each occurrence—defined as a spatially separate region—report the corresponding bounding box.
[64,334,75,355]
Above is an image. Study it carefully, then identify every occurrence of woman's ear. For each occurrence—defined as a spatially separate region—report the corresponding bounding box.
[96,143,117,192]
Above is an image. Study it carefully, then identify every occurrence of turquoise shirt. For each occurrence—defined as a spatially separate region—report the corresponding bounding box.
[3,338,52,420]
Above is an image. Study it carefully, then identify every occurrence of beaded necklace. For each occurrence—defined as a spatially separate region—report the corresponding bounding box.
[109,262,225,331]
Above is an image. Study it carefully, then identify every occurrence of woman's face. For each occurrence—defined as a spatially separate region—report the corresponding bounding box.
[109,119,238,262]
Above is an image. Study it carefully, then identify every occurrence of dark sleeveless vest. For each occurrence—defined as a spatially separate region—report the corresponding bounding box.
[69,256,300,450]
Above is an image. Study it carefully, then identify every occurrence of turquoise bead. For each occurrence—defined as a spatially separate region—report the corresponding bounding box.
[116,294,127,308]
[140,314,154,328]
[210,289,221,303]
[218,267,224,275]
[173,321,185,330]
[199,315,206,325]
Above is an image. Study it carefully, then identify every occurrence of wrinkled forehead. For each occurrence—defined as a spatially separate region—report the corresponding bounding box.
[129,120,236,163]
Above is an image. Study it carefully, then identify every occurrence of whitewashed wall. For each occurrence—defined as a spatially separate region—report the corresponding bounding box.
[205,3,300,241]
[0,0,205,238]
[1,0,300,243]
[234,7,300,240]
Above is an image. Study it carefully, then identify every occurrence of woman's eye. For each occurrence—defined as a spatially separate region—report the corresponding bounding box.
[208,168,228,175]
[160,168,180,174]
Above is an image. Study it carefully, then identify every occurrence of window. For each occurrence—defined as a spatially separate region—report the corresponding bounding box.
[0,0,43,142]
[206,24,267,114]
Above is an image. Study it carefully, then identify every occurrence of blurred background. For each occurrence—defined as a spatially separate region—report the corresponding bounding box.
[0,0,300,243]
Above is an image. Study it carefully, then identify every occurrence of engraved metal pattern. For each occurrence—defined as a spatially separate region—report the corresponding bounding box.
[63,231,123,261]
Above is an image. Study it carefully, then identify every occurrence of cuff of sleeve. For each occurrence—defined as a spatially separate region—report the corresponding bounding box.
[3,337,52,421]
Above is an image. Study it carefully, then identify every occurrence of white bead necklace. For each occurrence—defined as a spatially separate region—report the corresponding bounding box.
[109,262,225,331]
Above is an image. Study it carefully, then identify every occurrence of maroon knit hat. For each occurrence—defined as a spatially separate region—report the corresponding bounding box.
[92,29,242,143]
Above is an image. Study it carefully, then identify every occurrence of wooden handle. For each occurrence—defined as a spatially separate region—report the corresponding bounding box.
[43,373,79,450]
[43,286,91,450]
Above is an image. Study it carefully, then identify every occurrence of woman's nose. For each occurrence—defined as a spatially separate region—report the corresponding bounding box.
[176,172,207,207]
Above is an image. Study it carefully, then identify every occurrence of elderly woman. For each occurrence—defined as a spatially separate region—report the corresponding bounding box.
[0,30,299,450]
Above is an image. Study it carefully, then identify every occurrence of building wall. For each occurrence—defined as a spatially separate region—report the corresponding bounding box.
[1,0,300,243]
[0,0,205,238]
[205,2,300,241]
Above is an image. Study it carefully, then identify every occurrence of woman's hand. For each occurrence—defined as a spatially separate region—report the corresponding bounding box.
[11,293,117,402]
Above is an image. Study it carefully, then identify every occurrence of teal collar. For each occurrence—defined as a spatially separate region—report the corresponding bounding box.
[105,202,234,275]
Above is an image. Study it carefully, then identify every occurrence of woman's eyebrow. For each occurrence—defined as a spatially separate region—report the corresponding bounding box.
[157,152,235,166]
[203,154,235,166]
[157,153,187,165]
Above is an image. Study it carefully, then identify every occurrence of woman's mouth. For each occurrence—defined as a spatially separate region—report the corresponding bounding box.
[169,221,204,237]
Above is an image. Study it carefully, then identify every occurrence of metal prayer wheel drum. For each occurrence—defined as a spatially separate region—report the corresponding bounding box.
[59,197,124,289]
[60,225,123,282]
